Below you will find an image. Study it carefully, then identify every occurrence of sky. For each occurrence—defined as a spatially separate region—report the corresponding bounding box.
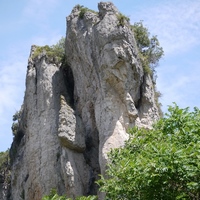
[0,0,200,152]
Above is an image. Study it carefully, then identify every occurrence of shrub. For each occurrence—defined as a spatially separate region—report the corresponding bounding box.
[77,5,97,19]
[42,189,97,200]
[11,110,21,136]
[42,189,66,200]
[117,13,130,27]
[131,21,164,76]
[33,37,66,64]
[97,103,200,199]
[0,150,10,190]
[0,150,9,171]
[79,7,88,19]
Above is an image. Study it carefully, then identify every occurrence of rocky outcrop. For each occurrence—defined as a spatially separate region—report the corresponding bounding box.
[66,2,159,174]
[9,2,159,200]
[9,47,94,200]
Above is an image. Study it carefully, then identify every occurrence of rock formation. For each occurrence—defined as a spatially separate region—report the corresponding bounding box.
[8,2,159,200]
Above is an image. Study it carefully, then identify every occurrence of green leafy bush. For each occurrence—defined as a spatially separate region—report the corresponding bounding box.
[42,189,67,200]
[77,5,97,19]
[75,196,97,200]
[42,189,97,200]
[131,21,164,76]
[117,13,130,27]
[0,150,10,190]
[11,110,21,136]
[97,103,200,199]
[0,150,9,171]
[33,37,66,63]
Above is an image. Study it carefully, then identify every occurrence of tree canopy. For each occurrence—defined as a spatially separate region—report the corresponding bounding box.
[97,103,200,199]
[131,21,164,78]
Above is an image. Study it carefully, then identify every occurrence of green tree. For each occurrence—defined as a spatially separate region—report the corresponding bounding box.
[131,21,164,77]
[97,103,200,199]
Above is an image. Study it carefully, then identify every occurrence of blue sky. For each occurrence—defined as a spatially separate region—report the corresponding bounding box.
[0,0,200,152]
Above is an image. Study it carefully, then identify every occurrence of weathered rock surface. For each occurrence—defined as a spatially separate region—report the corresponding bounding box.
[66,2,159,174]
[9,2,160,200]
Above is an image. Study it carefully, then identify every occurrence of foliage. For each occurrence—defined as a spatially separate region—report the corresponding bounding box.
[42,189,67,200]
[33,37,66,63]
[131,21,164,76]
[79,7,88,19]
[42,189,97,200]
[117,13,130,27]
[0,150,9,171]
[11,110,21,136]
[97,103,200,199]
[77,5,97,19]
[131,21,163,113]
[75,196,97,200]
[0,150,10,190]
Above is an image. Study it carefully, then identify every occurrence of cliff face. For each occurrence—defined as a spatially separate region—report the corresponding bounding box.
[9,2,159,200]
[66,2,159,175]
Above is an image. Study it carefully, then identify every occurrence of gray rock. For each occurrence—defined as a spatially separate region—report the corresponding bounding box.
[9,2,160,199]
[66,1,159,175]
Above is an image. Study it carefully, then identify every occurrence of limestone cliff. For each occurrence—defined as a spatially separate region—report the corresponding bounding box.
[8,2,160,200]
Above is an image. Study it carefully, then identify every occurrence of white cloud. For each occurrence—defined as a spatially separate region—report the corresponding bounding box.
[131,0,200,56]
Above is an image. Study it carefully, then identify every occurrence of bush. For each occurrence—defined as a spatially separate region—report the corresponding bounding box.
[11,110,21,136]
[0,150,9,171]
[77,5,97,19]
[33,37,66,64]
[42,189,97,200]
[117,13,130,27]
[97,103,200,199]
[131,21,164,76]
[42,189,66,200]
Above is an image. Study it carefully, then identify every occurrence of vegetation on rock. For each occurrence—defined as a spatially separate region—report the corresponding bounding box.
[33,37,66,64]
[131,21,164,78]
[11,110,21,136]
[10,109,24,165]
[117,13,130,26]
[9,6,165,199]
[0,150,11,198]
[131,21,164,114]
[76,5,97,19]
[0,150,9,172]
[97,103,200,199]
